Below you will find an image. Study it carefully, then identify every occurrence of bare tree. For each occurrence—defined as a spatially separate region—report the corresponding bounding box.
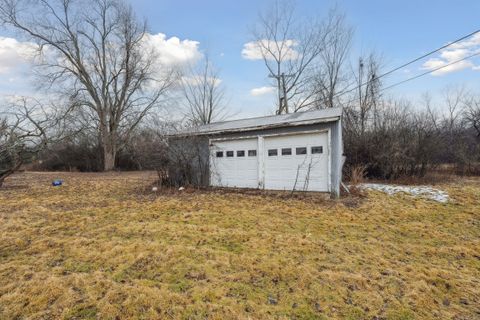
[357,55,382,134]
[250,0,328,114]
[464,96,480,138]
[181,56,227,125]
[420,92,440,131]
[442,85,466,132]
[0,98,58,186]
[0,118,22,187]
[0,0,175,171]
[312,7,353,109]
[343,53,382,138]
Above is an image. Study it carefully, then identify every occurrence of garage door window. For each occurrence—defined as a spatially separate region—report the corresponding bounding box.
[248,150,257,157]
[281,148,292,155]
[237,150,245,157]
[268,149,278,156]
[296,147,307,155]
[226,151,234,157]
[216,151,223,157]
[311,146,323,154]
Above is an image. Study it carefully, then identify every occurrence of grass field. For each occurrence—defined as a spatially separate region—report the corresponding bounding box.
[0,172,479,320]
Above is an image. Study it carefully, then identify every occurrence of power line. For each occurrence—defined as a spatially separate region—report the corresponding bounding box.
[380,50,480,93]
[341,50,480,106]
[332,28,480,100]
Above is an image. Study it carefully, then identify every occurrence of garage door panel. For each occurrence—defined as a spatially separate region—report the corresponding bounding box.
[210,138,259,188]
[264,132,329,192]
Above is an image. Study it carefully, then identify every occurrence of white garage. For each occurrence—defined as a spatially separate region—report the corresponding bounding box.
[175,107,343,197]
[210,131,330,192]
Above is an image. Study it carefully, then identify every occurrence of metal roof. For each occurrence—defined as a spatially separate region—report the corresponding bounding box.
[180,107,342,136]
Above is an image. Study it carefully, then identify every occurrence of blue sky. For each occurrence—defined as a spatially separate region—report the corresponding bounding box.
[1,0,479,117]
[132,0,480,116]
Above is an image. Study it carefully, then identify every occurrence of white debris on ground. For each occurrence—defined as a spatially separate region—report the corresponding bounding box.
[358,183,449,203]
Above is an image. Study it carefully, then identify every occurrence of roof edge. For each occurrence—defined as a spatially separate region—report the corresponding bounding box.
[172,115,341,137]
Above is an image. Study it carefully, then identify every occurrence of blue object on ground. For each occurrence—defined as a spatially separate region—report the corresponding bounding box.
[52,179,63,186]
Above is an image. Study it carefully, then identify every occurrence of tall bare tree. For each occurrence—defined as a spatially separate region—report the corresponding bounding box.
[181,56,227,125]
[0,0,175,170]
[312,7,353,109]
[250,2,353,113]
[250,0,327,114]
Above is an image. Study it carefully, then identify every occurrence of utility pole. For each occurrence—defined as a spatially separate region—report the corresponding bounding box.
[269,72,294,114]
[281,73,289,113]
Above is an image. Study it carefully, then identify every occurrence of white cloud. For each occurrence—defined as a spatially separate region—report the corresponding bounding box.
[0,33,202,74]
[439,48,469,61]
[423,58,474,76]
[142,33,202,66]
[422,34,480,76]
[0,33,202,94]
[448,33,480,50]
[0,37,38,75]
[250,86,275,96]
[242,40,299,61]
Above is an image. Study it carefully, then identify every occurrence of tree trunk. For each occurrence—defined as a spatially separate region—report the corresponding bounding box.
[103,141,116,171]
[100,124,117,171]
[103,149,115,171]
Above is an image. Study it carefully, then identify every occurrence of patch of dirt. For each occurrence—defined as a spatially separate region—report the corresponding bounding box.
[140,182,348,206]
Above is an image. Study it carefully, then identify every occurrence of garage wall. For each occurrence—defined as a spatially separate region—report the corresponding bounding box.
[330,118,343,197]
[169,120,343,196]
[206,121,343,196]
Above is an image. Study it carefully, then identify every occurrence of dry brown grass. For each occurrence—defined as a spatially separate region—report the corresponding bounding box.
[0,172,479,320]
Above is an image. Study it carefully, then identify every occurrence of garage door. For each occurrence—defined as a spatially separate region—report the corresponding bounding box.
[209,138,259,188]
[264,132,329,191]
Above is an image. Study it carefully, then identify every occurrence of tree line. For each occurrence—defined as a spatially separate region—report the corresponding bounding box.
[1,0,479,187]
